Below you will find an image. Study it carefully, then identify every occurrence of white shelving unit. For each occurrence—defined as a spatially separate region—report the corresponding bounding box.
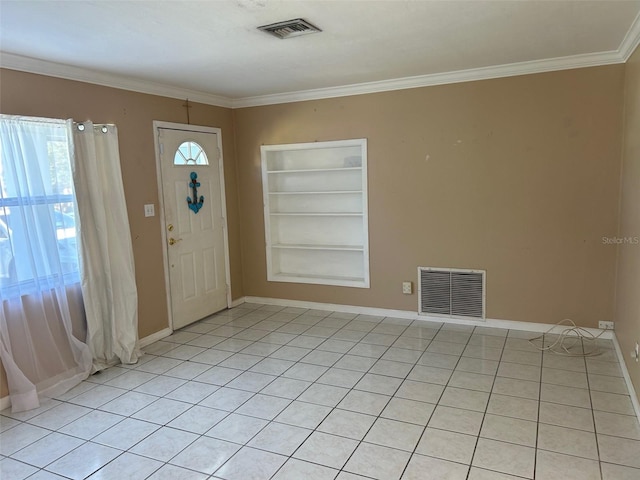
[261,139,369,288]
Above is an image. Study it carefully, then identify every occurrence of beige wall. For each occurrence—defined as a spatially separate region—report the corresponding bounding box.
[0,69,246,397]
[615,45,640,395]
[234,65,625,327]
[0,69,245,339]
[0,63,630,398]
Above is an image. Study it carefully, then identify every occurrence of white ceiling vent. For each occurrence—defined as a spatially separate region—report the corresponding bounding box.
[418,267,486,320]
[257,18,322,39]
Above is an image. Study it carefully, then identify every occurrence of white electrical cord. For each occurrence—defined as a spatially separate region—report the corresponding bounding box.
[528,318,607,357]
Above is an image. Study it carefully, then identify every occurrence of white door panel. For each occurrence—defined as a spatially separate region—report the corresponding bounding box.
[158,127,228,330]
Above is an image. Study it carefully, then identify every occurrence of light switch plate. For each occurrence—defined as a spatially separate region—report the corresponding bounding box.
[144,204,155,217]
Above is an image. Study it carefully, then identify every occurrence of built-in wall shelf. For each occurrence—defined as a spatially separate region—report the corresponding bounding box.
[261,139,369,288]
[272,244,365,251]
[270,212,363,217]
[268,190,362,195]
[267,167,363,174]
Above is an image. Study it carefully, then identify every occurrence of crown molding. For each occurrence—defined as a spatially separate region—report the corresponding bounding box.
[619,11,640,61]
[230,50,624,108]
[0,52,233,108]
[0,49,628,110]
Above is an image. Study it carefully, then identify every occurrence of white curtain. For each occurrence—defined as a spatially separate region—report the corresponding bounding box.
[72,122,139,371]
[0,115,92,412]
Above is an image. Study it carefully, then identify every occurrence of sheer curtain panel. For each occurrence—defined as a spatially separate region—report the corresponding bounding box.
[72,122,139,371]
[0,115,92,412]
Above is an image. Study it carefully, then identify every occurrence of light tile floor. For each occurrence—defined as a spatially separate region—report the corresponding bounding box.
[2,303,640,479]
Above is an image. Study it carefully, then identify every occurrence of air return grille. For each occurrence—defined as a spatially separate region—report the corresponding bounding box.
[258,18,322,39]
[418,267,485,320]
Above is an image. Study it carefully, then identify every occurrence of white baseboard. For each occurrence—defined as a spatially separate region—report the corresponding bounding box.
[2,296,633,419]
[230,297,246,308]
[138,327,172,349]
[242,295,640,417]
[612,334,640,424]
[0,327,173,412]
[137,299,246,349]
[242,296,613,339]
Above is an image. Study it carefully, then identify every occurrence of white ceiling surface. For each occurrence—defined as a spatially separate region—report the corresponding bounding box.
[1,0,640,107]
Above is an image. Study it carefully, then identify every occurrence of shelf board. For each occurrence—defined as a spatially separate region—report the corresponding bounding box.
[271,272,366,285]
[268,190,362,195]
[270,212,363,217]
[267,167,362,174]
[272,243,364,251]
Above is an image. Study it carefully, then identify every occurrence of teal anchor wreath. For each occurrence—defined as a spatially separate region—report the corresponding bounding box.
[187,172,204,214]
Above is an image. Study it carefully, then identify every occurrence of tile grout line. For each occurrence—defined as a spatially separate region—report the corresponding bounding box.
[2,304,636,478]
[1,306,270,478]
[140,305,313,479]
[172,307,388,479]
[153,305,324,479]
[208,307,403,480]
[402,324,476,480]
[463,328,509,480]
[584,335,605,480]
[532,333,545,480]
[202,308,349,479]
[6,317,455,478]
[329,316,422,479]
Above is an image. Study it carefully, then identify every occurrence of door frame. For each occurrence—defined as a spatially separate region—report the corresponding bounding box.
[152,120,232,332]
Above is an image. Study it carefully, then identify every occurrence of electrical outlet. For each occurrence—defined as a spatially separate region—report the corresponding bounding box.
[402,281,412,294]
[598,321,614,330]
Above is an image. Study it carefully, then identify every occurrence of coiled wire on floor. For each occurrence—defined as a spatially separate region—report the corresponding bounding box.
[528,318,607,357]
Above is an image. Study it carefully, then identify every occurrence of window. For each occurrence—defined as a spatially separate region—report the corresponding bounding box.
[174,141,209,165]
[0,117,80,294]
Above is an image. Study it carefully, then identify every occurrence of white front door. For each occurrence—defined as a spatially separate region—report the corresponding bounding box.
[157,125,229,330]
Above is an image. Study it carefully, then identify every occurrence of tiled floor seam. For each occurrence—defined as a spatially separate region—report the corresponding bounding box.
[532,334,546,480]
[463,326,509,480]
[397,345,462,479]
[198,307,394,479]
[285,316,418,479]
[2,304,638,479]
[584,335,606,480]
[258,308,392,478]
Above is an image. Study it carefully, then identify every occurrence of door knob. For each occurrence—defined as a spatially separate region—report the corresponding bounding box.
[169,237,182,246]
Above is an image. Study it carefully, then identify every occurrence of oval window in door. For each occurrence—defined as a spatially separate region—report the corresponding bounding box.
[174,141,209,165]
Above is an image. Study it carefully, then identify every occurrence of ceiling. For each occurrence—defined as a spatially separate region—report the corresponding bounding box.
[1,0,640,108]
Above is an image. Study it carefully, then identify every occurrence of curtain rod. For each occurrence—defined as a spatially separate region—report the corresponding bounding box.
[74,122,114,133]
[1,115,115,133]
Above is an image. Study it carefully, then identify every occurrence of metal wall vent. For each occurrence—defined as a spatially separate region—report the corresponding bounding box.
[258,18,322,39]
[418,267,486,320]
